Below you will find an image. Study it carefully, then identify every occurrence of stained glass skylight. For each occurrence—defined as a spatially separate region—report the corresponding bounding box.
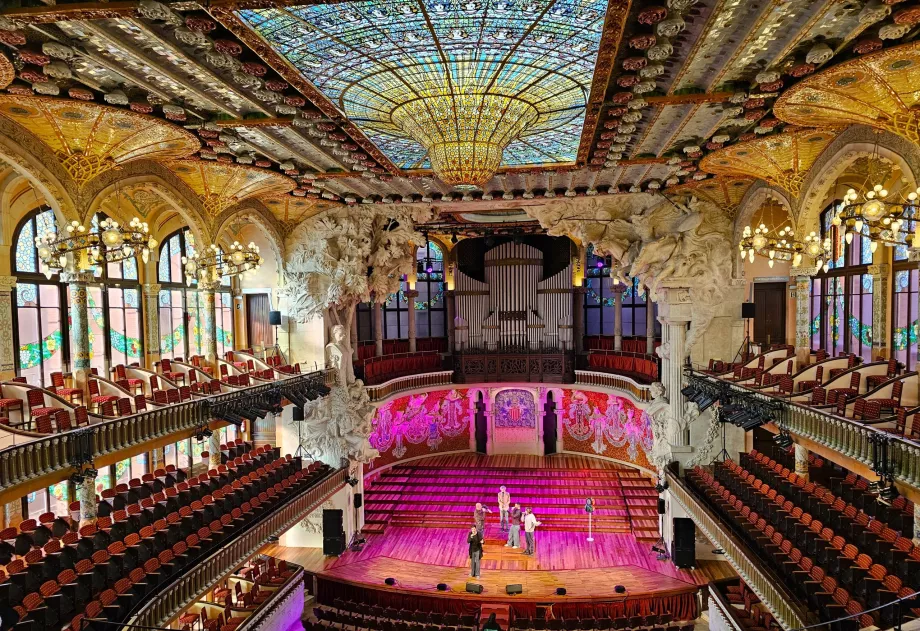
[238,0,606,173]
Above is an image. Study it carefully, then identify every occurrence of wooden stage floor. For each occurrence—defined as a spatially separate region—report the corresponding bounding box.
[265,526,735,602]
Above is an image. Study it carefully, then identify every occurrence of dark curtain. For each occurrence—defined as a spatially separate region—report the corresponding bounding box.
[247,293,272,349]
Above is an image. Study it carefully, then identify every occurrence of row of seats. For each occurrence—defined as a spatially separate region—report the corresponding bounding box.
[587,353,658,383]
[584,337,658,355]
[716,580,780,631]
[0,445,332,631]
[361,353,442,385]
[356,338,448,362]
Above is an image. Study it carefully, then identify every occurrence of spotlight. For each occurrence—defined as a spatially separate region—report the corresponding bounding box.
[451,232,458,244]
[385,578,397,586]
[878,477,899,504]
[346,477,359,487]
[773,430,793,450]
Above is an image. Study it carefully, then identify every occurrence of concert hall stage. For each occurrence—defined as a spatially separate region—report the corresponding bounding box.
[267,455,734,620]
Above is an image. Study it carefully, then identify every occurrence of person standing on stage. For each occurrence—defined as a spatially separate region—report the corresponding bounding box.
[505,503,522,549]
[523,507,542,556]
[497,486,511,532]
[474,502,492,535]
[468,525,484,579]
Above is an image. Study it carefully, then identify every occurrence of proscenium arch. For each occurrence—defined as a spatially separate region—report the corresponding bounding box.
[795,126,920,238]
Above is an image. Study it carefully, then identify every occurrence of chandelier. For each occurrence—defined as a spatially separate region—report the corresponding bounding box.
[392,94,539,189]
[739,222,805,268]
[183,240,262,286]
[34,216,156,280]
[831,183,920,251]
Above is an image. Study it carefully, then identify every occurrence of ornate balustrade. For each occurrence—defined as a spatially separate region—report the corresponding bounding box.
[455,349,575,383]
[575,370,653,402]
[666,470,810,630]
[691,371,920,494]
[128,468,347,628]
[0,370,331,495]
[365,371,455,402]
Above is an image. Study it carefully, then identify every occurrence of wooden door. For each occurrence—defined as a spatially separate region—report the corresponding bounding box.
[246,293,272,350]
[752,282,786,346]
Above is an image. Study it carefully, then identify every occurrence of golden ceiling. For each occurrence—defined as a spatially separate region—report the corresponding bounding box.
[0,54,12,91]
[165,160,295,216]
[0,95,200,187]
[699,129,839,198]
[261,195,338,226]
[667,177,754,218]
[775,41,920,145]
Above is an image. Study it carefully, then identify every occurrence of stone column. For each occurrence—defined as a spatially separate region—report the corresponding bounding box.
[373,302,384,356]
[406,289,418,352]
[4,499,22,529]
[0,276,17,380]
[666,319,689,445]
[869,263,890,360]
[446,290,456,353]
[63,271,95,391]
[78,470,98,527]
[573,285,585,354]
[646,295,655,355]
[143,283,162,369]
[613,287,624,351]
[208,431,222,468]
[790,266,817,365]
[914,503,920,545]
[199,280,219,366]
[657,285,693,452]
[794,444,809,481]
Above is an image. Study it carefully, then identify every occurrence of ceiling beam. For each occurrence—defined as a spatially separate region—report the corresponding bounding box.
[1,2,138,23]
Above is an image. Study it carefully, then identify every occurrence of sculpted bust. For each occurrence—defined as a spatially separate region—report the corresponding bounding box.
[326,324,355,387]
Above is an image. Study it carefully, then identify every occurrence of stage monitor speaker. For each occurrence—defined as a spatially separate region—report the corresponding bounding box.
[436,583,448,591]
[466,583,483,594]
[672,517,696,569]
[269,310,282,326]
[614,585,626,594]
[323,536,346,556]
[323,509,344,533]
[741,302,756,319]
[657,498,666,514]
[506,584,523,595]
[384,578,396,586]
[556,587,567,596]
[354,493,363,509]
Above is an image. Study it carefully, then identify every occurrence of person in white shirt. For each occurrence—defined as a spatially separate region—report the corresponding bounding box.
[497,486,511,532]
[523,507,542,556]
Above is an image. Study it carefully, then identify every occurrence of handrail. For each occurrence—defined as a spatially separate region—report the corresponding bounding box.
[665,469,810,630]
[234,566,305,631]
[690,370,920,493]
[707,581,746,631]
[128,468,347,628]
[575,370,652,402]
[364,371,454,402]
[0,369,332,492]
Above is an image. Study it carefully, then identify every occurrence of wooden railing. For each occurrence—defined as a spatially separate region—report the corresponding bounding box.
[0,370,331,492]
[691,371,920,494]
[127,468,347,628]
[575,370,653,402]
[707,580,747,631]
[364,371,454,402]
[666,470,810,630]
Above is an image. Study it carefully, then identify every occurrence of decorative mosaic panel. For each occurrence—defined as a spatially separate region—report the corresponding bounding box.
[494,388,536,428]
[560,389,653,469]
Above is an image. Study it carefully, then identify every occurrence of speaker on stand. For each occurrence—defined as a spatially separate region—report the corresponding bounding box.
[269,310,282,361]
[671,517,696,569]
[734,302,756,362]
[323,509,346,556]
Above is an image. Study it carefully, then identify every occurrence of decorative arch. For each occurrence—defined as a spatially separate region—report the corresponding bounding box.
[795,126,920,238]
[211,199,285,262]
[731,181,794,277]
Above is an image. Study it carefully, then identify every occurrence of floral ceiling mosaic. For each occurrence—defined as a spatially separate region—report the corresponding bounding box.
[237,0,607,170]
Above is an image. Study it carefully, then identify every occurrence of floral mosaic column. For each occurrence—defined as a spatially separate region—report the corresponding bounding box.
[63,271,94,390]
[200,280,219,366]
[79,470,98,526]
[794,443,809,482]
[914,503,920,545]
[790,267,817,365]
[143,283,161,369]
[208,431,222,468]
[869,264,889,360]
[0,276,17,380]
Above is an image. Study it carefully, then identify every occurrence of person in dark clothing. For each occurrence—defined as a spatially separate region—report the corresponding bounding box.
[482,613,502,630]
[468,525,484,578]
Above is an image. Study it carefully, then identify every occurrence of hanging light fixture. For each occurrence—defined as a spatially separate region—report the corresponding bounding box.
[183,240,262,286]
[738,200,807,269]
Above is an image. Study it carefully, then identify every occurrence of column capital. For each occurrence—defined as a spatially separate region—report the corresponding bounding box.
[61,271,95,285]
[790,265,819,278]
[868,263,890,277]
[198,279,222,292]
[0,276,17,293]
[404,289,419,299]
[143,283,162,296]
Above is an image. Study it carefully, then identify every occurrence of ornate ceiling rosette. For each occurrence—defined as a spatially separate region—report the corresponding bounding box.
[236,0,608,188]
[166,160,295,216]
[699,129,839,198]
[666,177,754,219]
[774,41,920,145]
[0,95,200,188]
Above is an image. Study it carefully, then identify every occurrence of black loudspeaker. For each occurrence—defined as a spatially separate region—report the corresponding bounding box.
[323,509,344,532]
[741,302,756,319]
[323,536,346,555]
[292,406,304,422]
[506,584,523,595]
[672,517,696,569]
[614,585,626,594]
[384,578,396,586]
[437,583,448,591]
[657,498,666,514]
[269,310,282,326]
[466,582,483,594]
[555,587,567,596]
[354,493,363,509]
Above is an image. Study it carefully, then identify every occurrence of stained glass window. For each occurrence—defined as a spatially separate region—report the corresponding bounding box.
[415,242,445,339]
[893,269,918,370]
[584,245,659,340]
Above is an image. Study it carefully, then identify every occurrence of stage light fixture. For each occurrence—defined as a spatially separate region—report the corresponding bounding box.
[385,578,397,586]
[437,583,448,591]
[346,477,359,487]
[614,585,626,594]
[773,430,793,449]
[878,476,899,504]
[556,587,567,596]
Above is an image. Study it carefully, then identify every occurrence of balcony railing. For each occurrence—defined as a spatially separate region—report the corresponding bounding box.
[575,370,653,402]
[691,370,920,494]
[707,581,748,631]
[127,468,347,628]
[364,371,455,402]
[0,369,331,492]
[666,470,810,630]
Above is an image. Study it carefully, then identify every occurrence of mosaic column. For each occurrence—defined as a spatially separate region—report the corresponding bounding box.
[406,289,418,353]
[208,431,222,468]
[0,276,17,380]
[794,443,809,482]
[374,302,384,356]
[78,470,98,527]
[4,498,22,529]
[143,283,162,369]
[573,286,585,354]
[613,287,624,351]
[869,264,890,360]
[199,280,219,366]
[914,503,920,545]
[63,271,94,391]
[646,296,656,355]
[790,267,817,365]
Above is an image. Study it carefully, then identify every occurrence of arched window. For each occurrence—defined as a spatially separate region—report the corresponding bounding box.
[811,203,873,361]
[893,207,918,369]
[415,241,446,338]
[583,245,659,339]
[12,207,65,387]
